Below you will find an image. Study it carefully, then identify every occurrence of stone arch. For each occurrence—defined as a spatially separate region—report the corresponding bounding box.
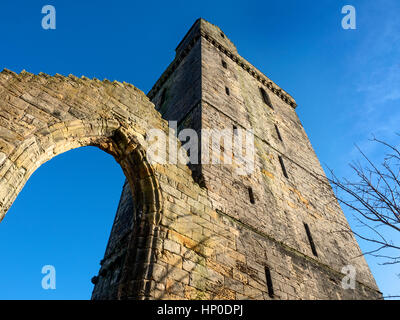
[0,69,168,224]
[0,69,172,299]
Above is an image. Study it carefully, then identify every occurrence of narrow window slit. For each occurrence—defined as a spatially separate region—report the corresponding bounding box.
[304,223,318,257]
[275,124,283,142]
[233,124,238,135]
[159,89,166,108]
[278,155,288,179]
[222,60,227,69]
[259,87,273,109]
[248,187,255,204]
[225,87,230,95]
[265,266,274,298]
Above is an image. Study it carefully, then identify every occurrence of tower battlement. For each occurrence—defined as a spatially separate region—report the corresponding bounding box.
[149,18,296,110]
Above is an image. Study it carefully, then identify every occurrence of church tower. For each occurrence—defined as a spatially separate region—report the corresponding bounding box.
[92,18,381,300]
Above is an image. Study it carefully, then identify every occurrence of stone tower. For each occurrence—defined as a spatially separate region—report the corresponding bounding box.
[90,19,381,299]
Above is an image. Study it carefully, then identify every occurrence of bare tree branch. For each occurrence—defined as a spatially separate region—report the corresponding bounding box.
[328,137,400,267]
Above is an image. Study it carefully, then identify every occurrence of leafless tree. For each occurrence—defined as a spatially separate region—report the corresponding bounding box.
[329,135,400,265]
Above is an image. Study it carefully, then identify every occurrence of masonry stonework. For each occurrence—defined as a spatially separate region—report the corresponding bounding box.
[0,18,381,300]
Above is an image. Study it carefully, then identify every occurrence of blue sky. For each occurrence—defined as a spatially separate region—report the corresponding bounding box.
[0,0,399,299]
